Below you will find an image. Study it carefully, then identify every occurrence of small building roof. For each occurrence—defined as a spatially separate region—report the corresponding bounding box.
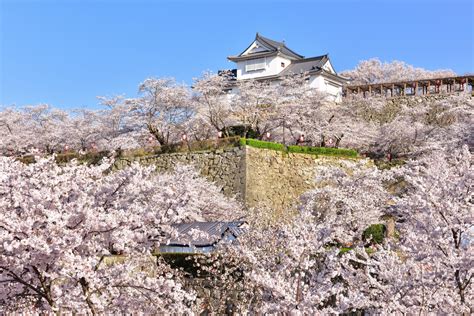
[164,221,245,247]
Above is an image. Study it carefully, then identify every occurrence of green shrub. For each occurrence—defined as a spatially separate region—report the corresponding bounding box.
[362,224,386,244]
[79,151,110,165]
[287,145,358,157]
[374,158,406,170]
[55,152,80,164]
[54,151,110,165]
[365,247,376,255]
[228,125,259,138]
[338,247,353,255]
[151,136,241,155]
[240,138,358,158]
[125,148,152,158]
[159,143,182,154]
[338,246,378,256]
[17,155,36,164]
[240,138,286,151]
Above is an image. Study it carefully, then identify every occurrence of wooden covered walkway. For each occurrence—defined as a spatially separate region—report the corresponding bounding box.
[343,75,474,98]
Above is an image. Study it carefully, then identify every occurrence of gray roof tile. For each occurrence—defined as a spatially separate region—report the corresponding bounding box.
[165,221,245,247]
[279,54,329,76]
[255,33,304,59]
[228,33,304,61]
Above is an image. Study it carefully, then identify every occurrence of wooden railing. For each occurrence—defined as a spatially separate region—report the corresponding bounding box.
[343,75,474,98]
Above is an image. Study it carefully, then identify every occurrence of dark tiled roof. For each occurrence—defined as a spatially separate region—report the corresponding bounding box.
[165,221,245,247]
[280,54,329,76]
[255,33,304,59]
[228,33,304,61]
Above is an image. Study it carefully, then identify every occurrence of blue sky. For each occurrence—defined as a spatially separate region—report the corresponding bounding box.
[1,0,473,109]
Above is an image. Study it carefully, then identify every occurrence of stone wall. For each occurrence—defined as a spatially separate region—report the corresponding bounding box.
[186,278,246,315]
[113,147,246,198]
[244,146,358,213]
[114,146,359,213]
[112,94,466,211]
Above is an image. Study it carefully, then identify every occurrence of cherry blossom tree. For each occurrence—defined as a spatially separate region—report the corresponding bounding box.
[0,106,33,155]
[23,104,72,154]
[0,157,242,313]
[270,83,380,149]
[392,146,473,313]
[0,102,145,155]
[279,93,377,148]
[341,58,456,85]
[259,73,313,143]
[0,104,72,155]
[230,79,279,138]
[193,72,323,141]
[66,109,102,152]
[329,146,473,314]
[126,78,193,148]
[192,72,235,137]
[366,94,473,158]
[94,96,146,151]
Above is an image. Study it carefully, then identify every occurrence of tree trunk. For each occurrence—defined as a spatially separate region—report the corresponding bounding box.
[335,133,344,148]
[148,125,167,147]
[455,269,466,305]
[320,135,326,147]
[80,277,97,315]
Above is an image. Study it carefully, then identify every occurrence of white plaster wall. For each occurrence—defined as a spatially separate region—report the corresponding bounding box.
[309,75,343,103]
[322,60,336,74]
[242,40,268,55]
[267,55,292,76]
[308,75,325,90]
[236,55,291,80]
[325,80,343,97]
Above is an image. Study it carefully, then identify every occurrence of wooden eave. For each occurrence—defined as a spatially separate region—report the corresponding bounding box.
[227,51,278,62]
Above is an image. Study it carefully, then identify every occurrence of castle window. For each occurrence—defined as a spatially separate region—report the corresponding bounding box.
[246,58,266,72]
